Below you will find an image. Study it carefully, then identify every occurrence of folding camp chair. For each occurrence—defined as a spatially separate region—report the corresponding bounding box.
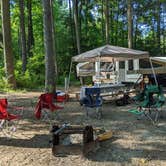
[129,85,165,124]
[0,98,23,137]
[81,87,103,119]
[34,93,63,123]
[55,91,69,106]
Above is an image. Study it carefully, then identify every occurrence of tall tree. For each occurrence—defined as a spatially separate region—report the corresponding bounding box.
[68,0,75,53]
[101,0,105,42]
[127,0,133,71]
[1,0,16,88]
[127,0,132,48]
[115,0,120,45]
[156,0,161,55]
[0,32,3,49]
[19,0,27,72]
[162,5,165,55]
[42,0,56,92]
[27,0,34,57]
[50,0,57,77]
[105,0,110,44]
[73,0,81,54]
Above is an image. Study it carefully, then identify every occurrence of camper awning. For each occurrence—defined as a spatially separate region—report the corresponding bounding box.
[151,57,166,65]
[127,57,166,74]
[72,45,149,62]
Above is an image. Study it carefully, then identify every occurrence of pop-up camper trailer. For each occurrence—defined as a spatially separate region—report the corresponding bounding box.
[72,45,149,85]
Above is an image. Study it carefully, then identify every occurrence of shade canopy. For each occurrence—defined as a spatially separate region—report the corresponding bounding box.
[151,57,166,65]
[127,57,166,75]
[72,45,149,62]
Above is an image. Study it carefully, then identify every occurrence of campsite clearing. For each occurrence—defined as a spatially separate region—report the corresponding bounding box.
[0,90,166,166]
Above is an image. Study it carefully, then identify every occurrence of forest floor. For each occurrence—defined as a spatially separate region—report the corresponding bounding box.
[0,88,166,166]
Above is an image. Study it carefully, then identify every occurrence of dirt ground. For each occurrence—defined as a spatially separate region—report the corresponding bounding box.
[0,89,166,166]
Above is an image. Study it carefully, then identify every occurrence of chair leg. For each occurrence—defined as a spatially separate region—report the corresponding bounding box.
[42,110,59,127]
[154,110,159,122]
[0,120,5,129]
[144,111,155,125]
[42,110,51,123]
[96,107,102,119]
[0,120,17,138]
[159,108,164,119]
[85,106,89,117]
[0,120,8,137]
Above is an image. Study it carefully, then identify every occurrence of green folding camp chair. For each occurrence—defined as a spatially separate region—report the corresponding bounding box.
[129,85,165,124]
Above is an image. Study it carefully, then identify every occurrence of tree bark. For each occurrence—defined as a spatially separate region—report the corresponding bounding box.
[163,11,165,55]
[115,0,119,45]
[127,0,132,48]
[105,0,110,44]
[85,0,88,39]
[101,0,105,42]
[27,0,34,57]
[73,0,81,54]
[50,0,57,78]
[68,0,75,53]
[1,0,16,88]
[134,19,138,49]
[110,4,114,44]
[19,0,27,72]
[42,0,56,93]
[0,32,3,49]
[156,0,161,55]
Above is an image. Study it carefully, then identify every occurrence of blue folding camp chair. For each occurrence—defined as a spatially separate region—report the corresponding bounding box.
[81,87,103,119]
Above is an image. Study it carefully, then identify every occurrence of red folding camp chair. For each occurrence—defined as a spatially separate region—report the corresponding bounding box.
[55,91,69,107]
[34,93,63,122]
[0,98,22,137]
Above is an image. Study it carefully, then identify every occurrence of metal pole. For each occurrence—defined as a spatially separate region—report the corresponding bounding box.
[53,123,70,135]
[67,60,73,92]
[65,77,68,93]
[149,57,158,86]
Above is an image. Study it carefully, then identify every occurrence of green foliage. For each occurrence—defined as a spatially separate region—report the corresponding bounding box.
[0,77,12,92]
[15,55,45,89]
[0,0,165,91]
[0,68,12,91]
[56,72,80,86]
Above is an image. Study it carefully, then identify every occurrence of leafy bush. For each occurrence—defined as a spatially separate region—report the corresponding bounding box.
[0,76,12,92]
[0,67,11,91]
[15,55,45,89]
[56,72,80,87]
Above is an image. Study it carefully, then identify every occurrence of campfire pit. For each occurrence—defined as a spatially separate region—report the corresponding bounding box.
[51,124,99,156]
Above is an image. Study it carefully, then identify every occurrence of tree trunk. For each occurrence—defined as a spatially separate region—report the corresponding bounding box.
[101,0,105,42]
[85,0,88,39]
[68,0,75,53]
[1,0,16,88]
[163,12,165,55]
[105,0,110,44]
[156,0,161,55]
[79,0,82,46]
[115,0,119,45]
[50,0,57,78]
[127,0,132,48]
[0,32,3,49]
[19,0,27,72]
[134,19,138,49]
[110,4,114,44]
[73,0,81,54]
[42,0,56,93]
[27,0,34,57]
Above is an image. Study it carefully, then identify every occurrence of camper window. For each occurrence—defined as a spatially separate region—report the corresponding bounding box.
[119,61,125,69]
[128,60,133,70]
